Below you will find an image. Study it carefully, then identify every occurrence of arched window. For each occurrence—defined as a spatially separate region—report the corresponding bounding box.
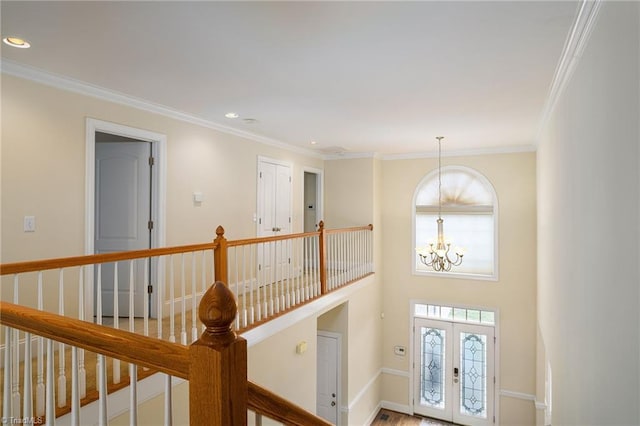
[413,166,498,279]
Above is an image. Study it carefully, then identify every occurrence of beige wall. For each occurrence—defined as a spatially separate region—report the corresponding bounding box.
[537,2,640,424]
[0,75,322,307]
[380,152,538,424]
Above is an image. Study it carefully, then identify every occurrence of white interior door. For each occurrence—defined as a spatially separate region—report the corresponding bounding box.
[414,318,494,426]
[95,141,151,317]
[257,159,292,281]
[317,333,339,424]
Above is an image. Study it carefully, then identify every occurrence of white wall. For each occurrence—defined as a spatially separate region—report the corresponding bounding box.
[537,2,640,424]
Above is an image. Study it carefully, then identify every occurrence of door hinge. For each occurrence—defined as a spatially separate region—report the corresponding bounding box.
[494,336,496,343]
[289,176,292,183]
[289,217,291,223]
[494,376,496,384]
[259,218,262,224]
[260,171,262,178]
[149,156,155,166]
[148,220,154,230]
[288,258,291,264]
[147,285,153,294]
[258,264,262,271]
[493,415,496,423]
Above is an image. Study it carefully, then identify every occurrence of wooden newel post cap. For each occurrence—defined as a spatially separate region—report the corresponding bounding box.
[318,220,324,230]
[215,226,225,239]
[199,281,237,336]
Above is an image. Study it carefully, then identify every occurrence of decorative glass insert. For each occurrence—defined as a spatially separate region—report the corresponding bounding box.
[460,333,487,418]
[420,327,446,409]
[415,303,496,326]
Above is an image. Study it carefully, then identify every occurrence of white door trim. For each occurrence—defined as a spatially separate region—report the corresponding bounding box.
[302,166,324,229]
[317,330,342,426]
[85,118,167,319]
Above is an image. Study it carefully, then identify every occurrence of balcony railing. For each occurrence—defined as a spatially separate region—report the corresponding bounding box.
[0,221,373,424]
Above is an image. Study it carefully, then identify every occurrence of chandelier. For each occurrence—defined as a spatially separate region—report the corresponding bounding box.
[416,136,464,272]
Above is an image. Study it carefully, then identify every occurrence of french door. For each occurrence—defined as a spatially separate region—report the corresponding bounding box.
[414,318,495,425]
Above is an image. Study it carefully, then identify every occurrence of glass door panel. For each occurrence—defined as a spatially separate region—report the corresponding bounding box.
[414,319,494,426]
[414,318,453,421]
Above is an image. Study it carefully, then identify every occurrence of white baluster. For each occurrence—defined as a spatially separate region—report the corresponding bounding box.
[96,264,103,393]
[97,354,107,426]
[112,262,120,385]
[255,412,263,426]
[46,338,55,426]
[36,272,45,416]
[130,363,138,426]
[191,253,198,342]
[249,245,255,325]
[12,276,21,416]
[180,254,187,345]
[144,259,150,337]
[157,257,164,340]
[129,259,135,334]
[3,327,12,421]
[164,375,173,426]
[57,270,67,408]
[241,247,247,328]
[201,251,207,333]
[169,256,176,343]
[70,347,80,426]
[23,331,33,420]
[234,248,240,329]
[77,268,86,399]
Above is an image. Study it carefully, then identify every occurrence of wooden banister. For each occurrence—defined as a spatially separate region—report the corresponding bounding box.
[0,301,189,379]
[324,223,373,234]
[1,285,331,426]
[248,382,332,426]
[0,241,218,275]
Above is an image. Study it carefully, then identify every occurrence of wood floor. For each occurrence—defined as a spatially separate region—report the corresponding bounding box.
[371,409,456,426]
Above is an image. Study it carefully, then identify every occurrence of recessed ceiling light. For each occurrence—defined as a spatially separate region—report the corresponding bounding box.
[243,118,258,124]
[224,112,239,119]
[3,37,30,49]
[310,141,317,145]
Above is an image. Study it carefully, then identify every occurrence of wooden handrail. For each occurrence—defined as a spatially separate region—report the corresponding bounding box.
[0,241,218,275]
[0,285,332,426]
[248,382,332,426]
[227,230,320,247]
[0,222,374,277]
[0,301,190,379]
[324,223,373,234]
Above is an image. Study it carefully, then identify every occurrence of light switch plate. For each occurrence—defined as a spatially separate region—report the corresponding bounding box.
[24,216,36,232]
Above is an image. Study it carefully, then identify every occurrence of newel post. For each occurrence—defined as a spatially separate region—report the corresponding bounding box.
[213,226,229,284]
[318,221,327,295]
[189,281,247,425]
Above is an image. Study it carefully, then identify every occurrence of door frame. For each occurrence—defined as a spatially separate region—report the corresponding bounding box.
[302,166,324,231]
[85,118,167,320]
[409,300,500,425]
[317,330,342,426]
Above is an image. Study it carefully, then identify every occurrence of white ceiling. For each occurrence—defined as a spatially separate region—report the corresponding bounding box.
[1,1,579,157]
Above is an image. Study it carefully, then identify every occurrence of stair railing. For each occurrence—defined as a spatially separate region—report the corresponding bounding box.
[0,281,331,425]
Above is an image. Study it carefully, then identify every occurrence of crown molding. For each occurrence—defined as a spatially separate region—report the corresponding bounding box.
[535,0,603,143]
[381,144,537,161]
[0,59,325,159]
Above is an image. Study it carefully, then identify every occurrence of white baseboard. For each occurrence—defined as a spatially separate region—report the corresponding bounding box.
[363,401,382,425]
[380,400,412,415]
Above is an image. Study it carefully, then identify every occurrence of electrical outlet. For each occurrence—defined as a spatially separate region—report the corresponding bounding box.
[394,345,406,356]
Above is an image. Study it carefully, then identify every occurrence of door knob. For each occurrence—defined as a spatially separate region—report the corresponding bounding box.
[454,367,459,383]
[332,393,336,398]
[331,401,336,406]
